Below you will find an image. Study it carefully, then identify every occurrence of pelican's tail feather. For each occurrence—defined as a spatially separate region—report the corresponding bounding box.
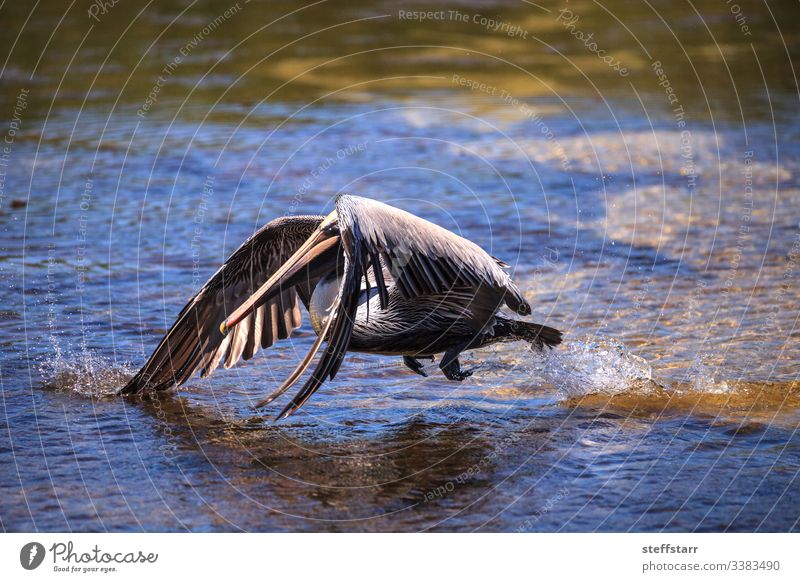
[514,321,563,350]
[488,317,563,350]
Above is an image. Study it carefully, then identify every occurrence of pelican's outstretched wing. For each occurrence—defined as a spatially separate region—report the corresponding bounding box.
[120,215,326,395]
[224,195,534,419]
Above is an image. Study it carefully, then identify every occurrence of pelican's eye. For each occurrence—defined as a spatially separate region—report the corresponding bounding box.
[321,217,339,235]
[318,209,339,236]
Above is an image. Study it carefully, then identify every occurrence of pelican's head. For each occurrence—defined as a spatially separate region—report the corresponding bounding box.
[220,210,340,335]
[319,209,339,234]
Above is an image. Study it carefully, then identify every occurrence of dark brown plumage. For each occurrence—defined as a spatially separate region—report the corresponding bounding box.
[120,215,325,394]
[121,195,562,419]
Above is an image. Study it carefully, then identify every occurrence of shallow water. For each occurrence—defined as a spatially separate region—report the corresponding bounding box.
[1,0,799,531]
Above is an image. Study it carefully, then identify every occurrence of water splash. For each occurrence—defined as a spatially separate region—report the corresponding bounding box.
[37,344,134,398]
[531,337,659,397]
[685,355,731,394]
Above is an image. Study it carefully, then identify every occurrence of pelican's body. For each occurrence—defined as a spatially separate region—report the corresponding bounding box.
[308,273,459,356]
[122,195,562,419]
[315,276,534,358]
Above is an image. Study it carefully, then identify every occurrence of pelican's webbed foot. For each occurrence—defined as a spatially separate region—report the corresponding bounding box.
[440,346,472,381]
[441,359,473,381]
[403,355,429,377]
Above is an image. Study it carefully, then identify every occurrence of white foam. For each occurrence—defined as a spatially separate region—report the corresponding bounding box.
[685,356,731,394]
[530,337,657,397]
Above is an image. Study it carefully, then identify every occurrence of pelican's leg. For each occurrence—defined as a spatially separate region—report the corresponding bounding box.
[440,343,473,381]
[403,355,429,377]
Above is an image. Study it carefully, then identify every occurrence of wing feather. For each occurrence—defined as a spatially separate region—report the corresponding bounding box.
[119,215,324,394]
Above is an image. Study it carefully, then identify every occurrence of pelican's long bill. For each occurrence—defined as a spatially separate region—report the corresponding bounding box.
[220,211,339,336]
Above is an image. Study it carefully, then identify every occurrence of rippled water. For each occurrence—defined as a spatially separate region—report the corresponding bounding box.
[1,0,799,532]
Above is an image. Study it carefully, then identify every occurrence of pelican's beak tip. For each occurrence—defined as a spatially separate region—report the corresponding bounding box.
[219,321,228,336]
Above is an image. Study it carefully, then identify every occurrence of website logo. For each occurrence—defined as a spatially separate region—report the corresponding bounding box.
[20,542,46,570]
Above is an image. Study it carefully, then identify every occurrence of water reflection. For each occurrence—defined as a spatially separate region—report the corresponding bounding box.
[127,389,561,531]
[2,0,799,122]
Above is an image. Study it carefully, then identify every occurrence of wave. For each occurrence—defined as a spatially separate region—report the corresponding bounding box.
[530,337,733,398]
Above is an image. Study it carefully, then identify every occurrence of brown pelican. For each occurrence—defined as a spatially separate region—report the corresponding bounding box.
[121,195,562,419]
